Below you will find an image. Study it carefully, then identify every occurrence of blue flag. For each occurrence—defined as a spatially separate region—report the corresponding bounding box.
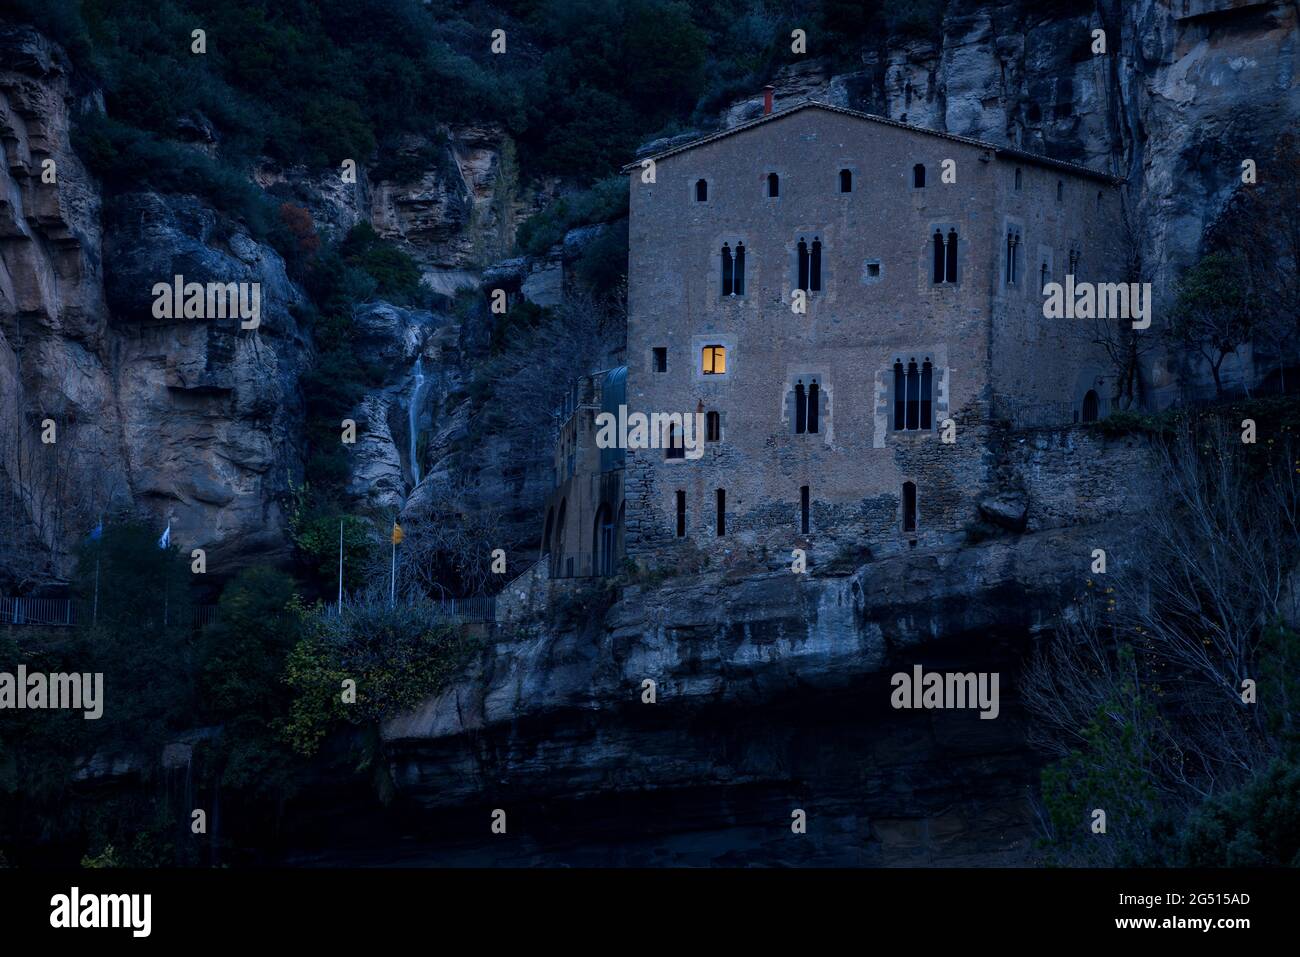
[88,519,103,541]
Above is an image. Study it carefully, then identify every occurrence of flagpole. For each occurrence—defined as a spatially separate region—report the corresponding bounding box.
[337,519,344,614]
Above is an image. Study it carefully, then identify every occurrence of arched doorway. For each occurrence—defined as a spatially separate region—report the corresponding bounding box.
[553,499,567,576]
[593,504,614,577]
[1081,390,1100,423]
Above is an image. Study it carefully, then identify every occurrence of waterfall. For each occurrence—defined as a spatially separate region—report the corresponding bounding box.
[409,356,426,487]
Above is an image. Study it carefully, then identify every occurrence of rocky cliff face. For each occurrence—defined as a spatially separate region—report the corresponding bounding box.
[0,26,316,580]
[370,429,1153,864]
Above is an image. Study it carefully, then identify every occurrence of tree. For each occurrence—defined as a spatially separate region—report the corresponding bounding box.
[1025,416,1300,862]
[1208,129,1300,393]
[1168,252,1257,397]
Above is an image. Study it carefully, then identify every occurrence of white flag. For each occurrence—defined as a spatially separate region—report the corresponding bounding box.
[158,523,171,549]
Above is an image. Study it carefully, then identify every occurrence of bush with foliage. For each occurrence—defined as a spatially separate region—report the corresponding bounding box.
[283,598,480,756]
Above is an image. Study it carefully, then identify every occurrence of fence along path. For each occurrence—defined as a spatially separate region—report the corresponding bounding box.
[1,594,496,627]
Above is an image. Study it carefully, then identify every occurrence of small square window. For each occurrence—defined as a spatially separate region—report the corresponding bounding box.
[653,347,667,373]
[702,345,726,375]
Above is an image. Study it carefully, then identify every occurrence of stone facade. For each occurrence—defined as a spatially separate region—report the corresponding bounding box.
[540,367,627,578]
[621,103,1124,569]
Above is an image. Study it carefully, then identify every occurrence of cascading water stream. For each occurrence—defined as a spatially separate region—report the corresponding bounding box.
[409,356,426,487]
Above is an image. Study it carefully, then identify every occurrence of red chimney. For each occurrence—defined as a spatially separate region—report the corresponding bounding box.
[763,85,775,116]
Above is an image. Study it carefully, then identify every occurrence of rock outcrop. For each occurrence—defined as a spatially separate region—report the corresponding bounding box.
[0,26,310,578]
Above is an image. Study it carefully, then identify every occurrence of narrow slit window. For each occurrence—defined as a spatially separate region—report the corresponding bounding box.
[1014,167,1022,190]
[797,239,809,291]
[945,229,958,283]
[1056,180,1064,202]
[706,411,720,442]
[913,164,926,188]
[695,179,708,202]
[794,380,807,434]
[800,485,810,534]
[716,489,726,537]
[902,481,917,533]
[933,230,945,283]
[1040,261,1049,293]
[665,423,685,460]
[676,490,686,537]
[839,169,852,193]
[807,380,820,434]
[810,239,822,292]
[767,173,779,197]
[734,243,745,295]
[721,243,734,296]
[653,347,667,372]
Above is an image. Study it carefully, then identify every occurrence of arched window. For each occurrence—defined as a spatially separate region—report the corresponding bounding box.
[893,361,906,430]
[906,360,920,430]
[767,172,779,197]
[945,229,958,283]
[594,504,614,576]
[894,358,935,432]
[807,380,820,434]
[920,360,932,430]
[665,422,685,459]
[1082,390,1100,423]
[721,243,734,296]
[734,243,745,295]
[797,239,809,291]
[933,230,945,283]
[902,482,917,533]
[1014,167,1022,190]
[1006,231,1020,285]
[794,380,807,434]
[695,179,708,202]
[706,411,720,442]
[839,169,852,193]
[810,239,822,292]
[913,164,926,188]
[702,344,726,375]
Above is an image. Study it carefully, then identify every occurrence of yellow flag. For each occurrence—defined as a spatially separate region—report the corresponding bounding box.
[391,522,404,545]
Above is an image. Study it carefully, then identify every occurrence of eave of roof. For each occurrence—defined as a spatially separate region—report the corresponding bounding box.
[621,101,1124,185]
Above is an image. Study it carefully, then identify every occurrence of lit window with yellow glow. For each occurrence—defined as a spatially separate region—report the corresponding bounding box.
[702,345,726,375]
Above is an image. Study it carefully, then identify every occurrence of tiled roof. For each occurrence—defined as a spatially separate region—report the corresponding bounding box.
[621,101,1123,185]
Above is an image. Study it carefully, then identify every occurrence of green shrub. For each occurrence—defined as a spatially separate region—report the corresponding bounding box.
[517,175,629,256]
[283,599,480,756]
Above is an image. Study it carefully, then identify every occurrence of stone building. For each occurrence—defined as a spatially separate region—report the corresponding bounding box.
[548,99,1125,574]
[540,366,627,578]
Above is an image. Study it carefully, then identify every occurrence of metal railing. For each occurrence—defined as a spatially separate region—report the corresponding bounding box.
[547,550,619,580]
[326,595,497,623]
[1,598,219,628]
[0,596,78,626]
